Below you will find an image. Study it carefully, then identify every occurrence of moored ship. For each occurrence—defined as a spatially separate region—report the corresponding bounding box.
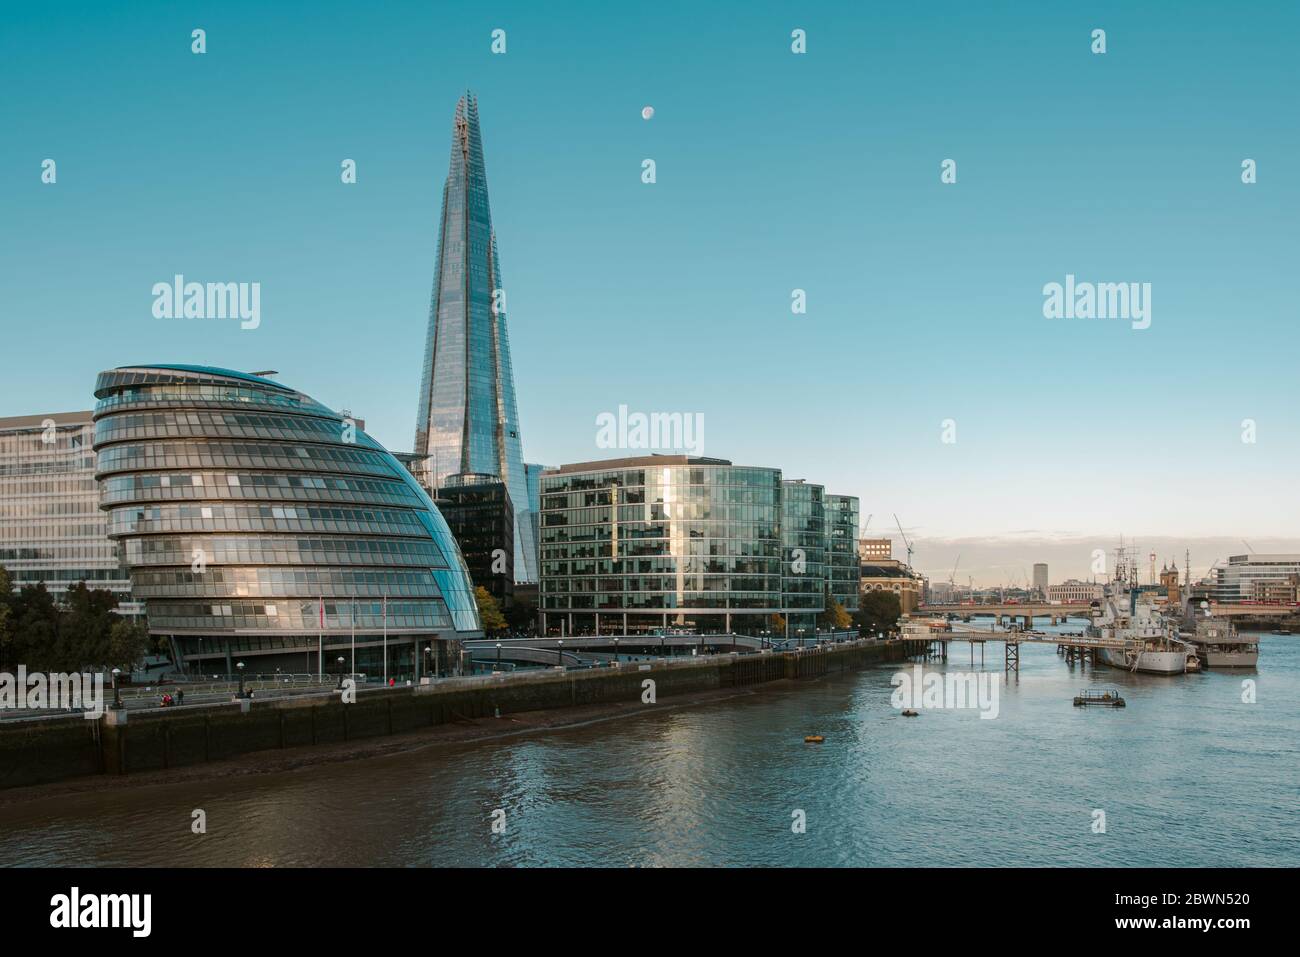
[1181,619,1260,668]
[1087,549,1192,675]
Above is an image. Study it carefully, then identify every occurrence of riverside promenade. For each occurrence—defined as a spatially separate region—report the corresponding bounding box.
[0,639,911,791]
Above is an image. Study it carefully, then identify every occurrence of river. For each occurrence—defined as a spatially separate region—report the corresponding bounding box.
[1,624,1296,867]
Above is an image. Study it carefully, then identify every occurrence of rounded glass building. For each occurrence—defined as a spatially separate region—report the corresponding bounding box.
[92,365,481,678]
[538,456,784,636]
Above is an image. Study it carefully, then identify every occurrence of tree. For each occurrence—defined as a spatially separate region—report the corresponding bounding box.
[58,581,120,671]
[0,566,13,669]
[107,618,151,669]
[767,613,786,634]
[475,586,507,633]
[819,598,853,631]
[505,598,536,635]
[7,583,60,671]
[854,590,902,638]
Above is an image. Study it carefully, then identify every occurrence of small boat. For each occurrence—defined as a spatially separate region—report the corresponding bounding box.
[803,735,824,743]
[901,709,919,717]
[1073,689,1126,708]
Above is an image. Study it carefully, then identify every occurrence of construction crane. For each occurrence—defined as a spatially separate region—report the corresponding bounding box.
[1241,540,1256,555]
[949,554,961,586]
[893,514,914,568]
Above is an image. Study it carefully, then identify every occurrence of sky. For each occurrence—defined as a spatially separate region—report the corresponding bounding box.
[2,1,1297,585]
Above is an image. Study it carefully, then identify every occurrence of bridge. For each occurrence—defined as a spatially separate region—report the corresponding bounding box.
[917,603,1092,625]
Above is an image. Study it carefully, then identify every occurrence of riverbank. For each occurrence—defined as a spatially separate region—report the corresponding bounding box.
[0,639,911,796]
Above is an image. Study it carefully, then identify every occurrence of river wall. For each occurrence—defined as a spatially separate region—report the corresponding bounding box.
[0,640,911,791]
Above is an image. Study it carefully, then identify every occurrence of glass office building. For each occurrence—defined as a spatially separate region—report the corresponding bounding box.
[539,456,784,635]
[93,365,481,677]
[780,480,827,638]
[412,91,537,584]
[435,475,514,605]
[0,411,137,610]
[824,493,861,613]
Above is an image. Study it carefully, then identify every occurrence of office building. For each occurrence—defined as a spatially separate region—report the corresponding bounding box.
[93,364,482,677]
[411,91,537,583]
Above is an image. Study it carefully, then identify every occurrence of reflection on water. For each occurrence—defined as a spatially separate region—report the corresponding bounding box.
[1,628,1297,867]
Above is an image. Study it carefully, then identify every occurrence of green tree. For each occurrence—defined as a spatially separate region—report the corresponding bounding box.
[58,581,120,671]
[0,565,14,669]
[107,618,151,669]
[854,590,902,638]
[475,586,507,633]
[505,599,536,635]
[8,583,60,671]
[819,598,853,631]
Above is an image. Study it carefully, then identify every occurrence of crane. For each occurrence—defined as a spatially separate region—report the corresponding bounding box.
[893,514,914,568]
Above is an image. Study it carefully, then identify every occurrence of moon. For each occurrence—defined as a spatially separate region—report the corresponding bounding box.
[641,106,654,120]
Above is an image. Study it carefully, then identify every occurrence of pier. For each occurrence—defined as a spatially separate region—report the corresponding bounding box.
[901,626,1142,676]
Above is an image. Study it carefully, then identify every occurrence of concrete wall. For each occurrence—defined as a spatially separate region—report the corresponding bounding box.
[0,640,906,791]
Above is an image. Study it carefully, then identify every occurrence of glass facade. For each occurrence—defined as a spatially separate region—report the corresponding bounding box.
[824,494,861,612]
[0,411,136,607]
[539,457,783,635]
[436,477,514,604]
[93,365,481,675]
[780,480,826,638]
[412,92,537,583]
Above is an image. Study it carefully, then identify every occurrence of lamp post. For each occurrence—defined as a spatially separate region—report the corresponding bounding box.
[236,661,245,698]
[111,668,122,710]
[336,656,345,689]
[556,638,563,667]
[495,641,502,667]
[424,645,432,680]
[613,636,620,663]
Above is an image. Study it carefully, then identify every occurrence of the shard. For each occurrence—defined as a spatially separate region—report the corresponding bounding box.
[413,92,537,583]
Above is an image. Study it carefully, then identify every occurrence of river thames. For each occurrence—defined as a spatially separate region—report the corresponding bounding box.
[1,624,1296,867]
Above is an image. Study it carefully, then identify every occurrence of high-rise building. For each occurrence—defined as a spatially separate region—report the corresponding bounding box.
[412,91,537,584]
[1032,563,1049,595]
[93,365,481,677]
[824,494,861,613]
[0,411,137,612]
[435,475,514,605]
[781,480,826,638]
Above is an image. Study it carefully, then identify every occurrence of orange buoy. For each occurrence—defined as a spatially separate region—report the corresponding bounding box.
[804,735,824,743]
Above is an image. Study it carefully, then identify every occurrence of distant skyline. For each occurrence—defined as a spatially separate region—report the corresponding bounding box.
[3,1,1297,585]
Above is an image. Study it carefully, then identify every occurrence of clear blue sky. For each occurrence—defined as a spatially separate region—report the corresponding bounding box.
[3,1,1297,583]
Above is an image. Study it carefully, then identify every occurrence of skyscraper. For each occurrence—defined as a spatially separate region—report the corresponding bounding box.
[413,91,537,583]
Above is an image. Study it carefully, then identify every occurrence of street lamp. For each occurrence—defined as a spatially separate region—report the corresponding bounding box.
[336,656,345,689]
[111,668,122,710]
[613,636,620,663]
[495,641,502,666]
[424,645,432,679]
[236,661,245,698]
[556,638,563,667]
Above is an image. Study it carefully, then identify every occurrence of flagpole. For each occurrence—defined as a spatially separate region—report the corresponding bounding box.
[351,599,356,679]
[382,595,388,684]
[318,595,323,680]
